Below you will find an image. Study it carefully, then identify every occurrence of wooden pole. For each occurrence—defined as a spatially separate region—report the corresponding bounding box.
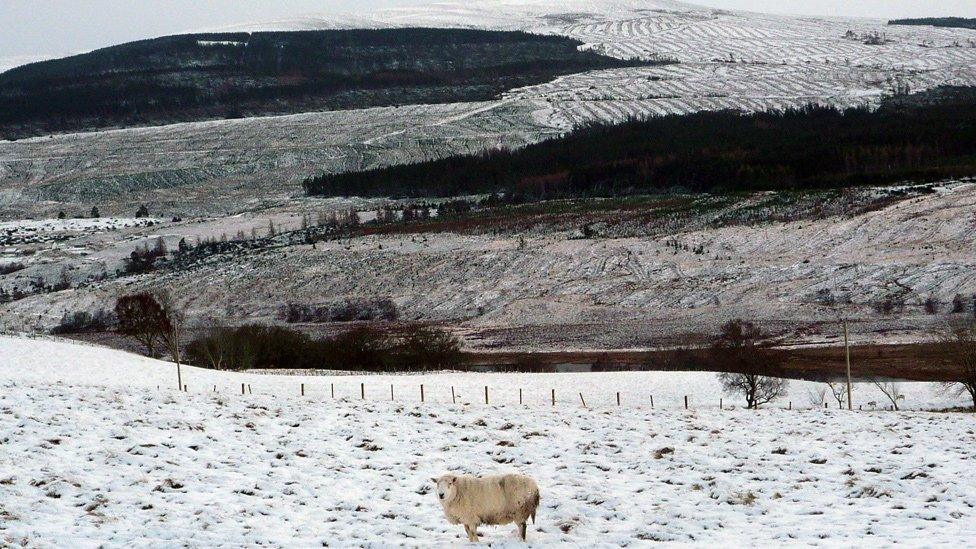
[177,364,182,392]
[650,395,654,409]
[720,398,723,410]
[248,384,252,395]
[213,385,217,392]
[789,401,792,410]
[421,384,425,403]
[361,383,365,400]
[241,383,245,395]
[616,392,621,406]
[519,388,523,405]
[844,319,853,411]
[301,383,305,397]
[484,386,489,405]
[551,389,555,406]
[579,392,587,408]
[331,383,335,399]
[451,386,456,404]
[391,384,394,401]
[183,384,187,392]
[684,395,688,409]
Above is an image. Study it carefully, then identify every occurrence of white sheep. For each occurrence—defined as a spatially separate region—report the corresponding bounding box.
[434,473,540,542]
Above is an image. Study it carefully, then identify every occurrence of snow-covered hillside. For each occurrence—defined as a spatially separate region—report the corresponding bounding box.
[1,335,974,545]
[4,182,974,349]
[2,0,975,216]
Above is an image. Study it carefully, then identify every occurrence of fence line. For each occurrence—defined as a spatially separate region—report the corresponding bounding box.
[156,380,904,412]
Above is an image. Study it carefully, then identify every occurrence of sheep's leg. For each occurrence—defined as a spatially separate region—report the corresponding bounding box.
[518,521,527,541]
[464,524,479,542]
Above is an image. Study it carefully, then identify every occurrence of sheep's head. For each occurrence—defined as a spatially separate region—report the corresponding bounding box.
[434,474,458,503]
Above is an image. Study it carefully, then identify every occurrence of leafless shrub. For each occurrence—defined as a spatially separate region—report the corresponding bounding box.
[282,299,398,323]
[51,309,116,334]
[807,387,827,408]
[826,381,847,409]
[0,262,26,275]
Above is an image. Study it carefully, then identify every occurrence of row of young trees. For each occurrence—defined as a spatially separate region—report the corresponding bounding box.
[111,291,462,372]
[185,324,462,372]
[56,204,150,220]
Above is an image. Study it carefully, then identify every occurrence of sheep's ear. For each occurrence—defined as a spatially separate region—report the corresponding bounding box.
[430,477,438,484]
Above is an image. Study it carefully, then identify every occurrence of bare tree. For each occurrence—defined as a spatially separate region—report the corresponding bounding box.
[194,328,228,370]
[712,319,789,409]
[826,381,847,409]
[115,292,171,357]
[934,320,976,411]
[874,381,905,411]
[157,291,186,389]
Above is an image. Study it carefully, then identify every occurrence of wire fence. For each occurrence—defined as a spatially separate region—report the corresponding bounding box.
[160,378,927,412]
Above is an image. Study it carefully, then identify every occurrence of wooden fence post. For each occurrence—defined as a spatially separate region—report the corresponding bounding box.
[301,383,305,397]
[248,384,252,395]
[391,384,394,401]
[684,395,688,409]
[451,386,456,404]
[519,388,523,405]
[331,383,335,399]
[421,384,425,403]
[551,389,555,406]
[579,392,587,408]
[361,383,365,400]
[788,401,792,410]
[484,386,489,405]
[616,392,621,406]
[650,395,654,409]
[241,383,245,395]
[720,398,723,410]
[183,384,187,392]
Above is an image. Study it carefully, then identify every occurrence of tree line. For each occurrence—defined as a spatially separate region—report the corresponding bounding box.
[0,28,655,139]
[303,87,976,200]
[888,18,976,31]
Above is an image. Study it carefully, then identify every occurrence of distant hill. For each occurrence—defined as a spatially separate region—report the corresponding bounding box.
[303,87,976,200]
[0,28,654,139]
[889,18,976,31]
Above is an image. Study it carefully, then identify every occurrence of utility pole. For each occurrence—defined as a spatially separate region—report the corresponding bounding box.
[843,319,852,410]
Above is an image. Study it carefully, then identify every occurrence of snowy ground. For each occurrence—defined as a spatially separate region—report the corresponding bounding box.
[2,335,975,546]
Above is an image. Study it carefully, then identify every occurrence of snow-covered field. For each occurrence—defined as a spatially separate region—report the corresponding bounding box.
[1,335,974,546]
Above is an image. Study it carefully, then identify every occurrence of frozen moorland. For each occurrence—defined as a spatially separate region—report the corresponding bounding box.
[1,335,975,546]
